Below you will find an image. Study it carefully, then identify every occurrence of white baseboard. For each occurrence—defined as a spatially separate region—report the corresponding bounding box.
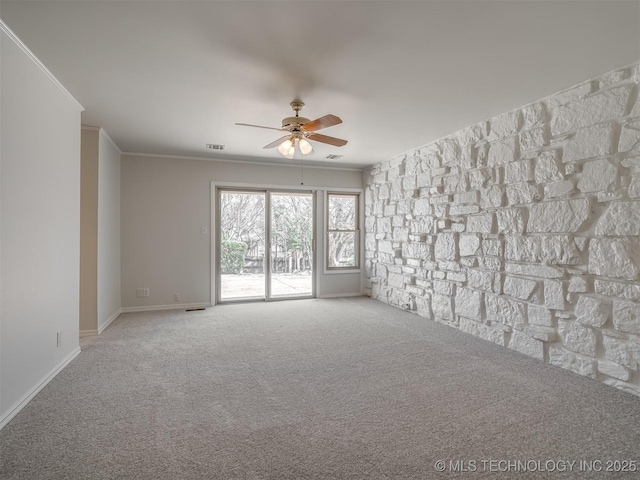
[98,308,122,334]
[0,346,81,431]
[120,302,211,313]
[79,329,98,338]
[317,292,364,299]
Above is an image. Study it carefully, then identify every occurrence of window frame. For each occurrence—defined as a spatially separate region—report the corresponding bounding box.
[325,192,360,272]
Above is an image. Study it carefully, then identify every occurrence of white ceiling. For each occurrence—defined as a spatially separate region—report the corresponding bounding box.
[2,1,639,169]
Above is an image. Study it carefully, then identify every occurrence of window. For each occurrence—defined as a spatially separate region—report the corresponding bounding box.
[326,192,359,270]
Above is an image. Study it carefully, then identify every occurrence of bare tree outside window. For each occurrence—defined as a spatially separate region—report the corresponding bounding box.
[327,193,359,269]
[271,193,313,274]
[220,192,265,254]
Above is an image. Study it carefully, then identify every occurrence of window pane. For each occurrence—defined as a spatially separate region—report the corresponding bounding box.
[270,192,313,297]
[328,195,356,230]
[219,191,266,300]
[328,231,357,268]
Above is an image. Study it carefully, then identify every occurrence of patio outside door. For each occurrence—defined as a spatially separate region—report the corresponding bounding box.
[217,189,314,302]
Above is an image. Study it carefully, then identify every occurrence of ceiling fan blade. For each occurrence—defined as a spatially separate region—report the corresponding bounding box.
[235,123,285,132]
[307,133,348,147]
[263,135,291,149]
[301,114,342,132]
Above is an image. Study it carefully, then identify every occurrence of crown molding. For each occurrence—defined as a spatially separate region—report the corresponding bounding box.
[0,18,83,112]
[81,125,122,154]
[121,152,365,172]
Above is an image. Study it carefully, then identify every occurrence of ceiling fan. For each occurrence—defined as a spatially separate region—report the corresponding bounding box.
[236,101,347,159]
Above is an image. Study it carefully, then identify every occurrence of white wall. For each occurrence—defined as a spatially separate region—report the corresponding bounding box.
[79,128,99,334]
[97,129,121,331]
[80,127,121,335]
[121,154,363,309]
[1,22,83,427]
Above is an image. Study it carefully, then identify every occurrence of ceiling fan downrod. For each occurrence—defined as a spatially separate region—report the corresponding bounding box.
[282,101,309,130]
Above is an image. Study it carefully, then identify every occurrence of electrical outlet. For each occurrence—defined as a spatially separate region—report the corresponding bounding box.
[174,293,181,302]
[136,288,150,298]
[201,226,208,235]
[57,332,62,347]
[143,288,150,297]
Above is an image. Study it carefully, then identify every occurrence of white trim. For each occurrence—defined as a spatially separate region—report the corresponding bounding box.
[79,329,98,338]
[317,293,363,299]
[0,19,84,112]
[213,180,362,193]
[314,190,323,297]
[0,347,81,431]
[211,182,217,306]
[122,152,366,172]
[98,308,121,334]
[323,268,361,275]
[265,191,272,299]
[312,190,319,299]
[359,186,366,295]
[81,125,100,132]
[323,190,363,275]
[120,302,211,313]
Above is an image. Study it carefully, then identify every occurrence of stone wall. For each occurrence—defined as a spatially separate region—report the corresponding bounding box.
[364,61,640,397]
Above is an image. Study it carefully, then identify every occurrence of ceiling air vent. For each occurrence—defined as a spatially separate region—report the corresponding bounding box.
[325,154,343,160]
[206,144,225,150]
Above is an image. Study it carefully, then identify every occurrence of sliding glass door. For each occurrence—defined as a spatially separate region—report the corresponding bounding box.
[270,192,313,297]
[218,190,266,301]
[217,189,314,302]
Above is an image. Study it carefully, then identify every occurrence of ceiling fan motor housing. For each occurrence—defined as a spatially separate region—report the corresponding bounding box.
[282,100,308,130]
[282,116,310,129]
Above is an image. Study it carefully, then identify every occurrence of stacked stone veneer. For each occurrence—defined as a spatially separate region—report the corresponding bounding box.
[364,62,640,397]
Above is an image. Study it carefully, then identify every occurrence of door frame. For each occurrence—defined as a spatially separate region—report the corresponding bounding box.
[213,183,316,304]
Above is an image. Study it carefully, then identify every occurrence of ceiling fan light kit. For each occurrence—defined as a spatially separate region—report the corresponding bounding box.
[298,138,313,155]
[277,138,295,158]
[236,101,347,159]
[277,137,312,159]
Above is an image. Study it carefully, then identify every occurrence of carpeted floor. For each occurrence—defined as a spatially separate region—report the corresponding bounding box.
[1,297,639,479]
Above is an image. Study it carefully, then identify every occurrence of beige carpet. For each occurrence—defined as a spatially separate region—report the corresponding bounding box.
[1,297,639,479]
